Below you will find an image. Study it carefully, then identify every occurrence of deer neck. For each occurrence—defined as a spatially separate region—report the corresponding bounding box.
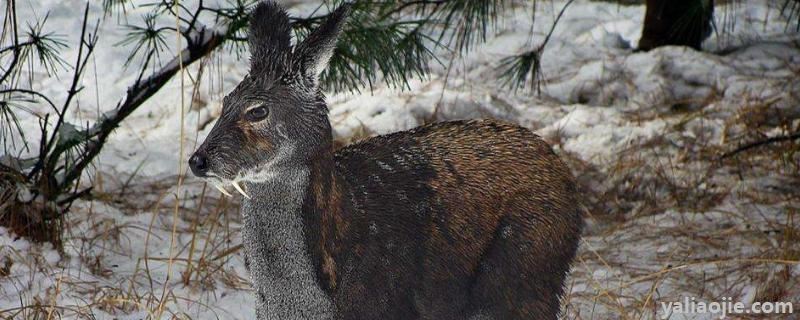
[241,165,335,320]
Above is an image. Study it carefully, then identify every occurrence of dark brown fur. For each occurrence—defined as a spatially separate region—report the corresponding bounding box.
[188,3,583,318]
[302,119,583,320]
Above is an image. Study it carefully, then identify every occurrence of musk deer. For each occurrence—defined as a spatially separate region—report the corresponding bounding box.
[188,2,583,319]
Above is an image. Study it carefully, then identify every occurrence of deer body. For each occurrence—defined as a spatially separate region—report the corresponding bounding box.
[189,2,583,319]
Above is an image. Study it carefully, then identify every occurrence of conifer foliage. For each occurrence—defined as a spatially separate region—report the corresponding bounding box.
[1,0,798,245]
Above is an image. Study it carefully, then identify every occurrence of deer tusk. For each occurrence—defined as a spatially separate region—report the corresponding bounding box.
[231,181,251,199]
[213,183,233,197]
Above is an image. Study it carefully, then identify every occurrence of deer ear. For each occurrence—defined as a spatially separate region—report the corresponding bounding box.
[248,1,291,76]
[293,3,351,88]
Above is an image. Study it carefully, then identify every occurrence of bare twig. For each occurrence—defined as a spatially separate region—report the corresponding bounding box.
[27,3,97,182]
[59,25,230,192]
[720,132,800,159]
[538,0,576,53]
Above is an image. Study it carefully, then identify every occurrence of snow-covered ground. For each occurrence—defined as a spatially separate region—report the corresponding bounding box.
[2,0,799,319]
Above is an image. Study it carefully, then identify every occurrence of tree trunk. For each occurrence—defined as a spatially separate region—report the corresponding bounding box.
[638,0,714,51]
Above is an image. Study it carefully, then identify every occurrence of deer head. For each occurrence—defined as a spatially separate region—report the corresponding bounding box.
[189,1,350,195]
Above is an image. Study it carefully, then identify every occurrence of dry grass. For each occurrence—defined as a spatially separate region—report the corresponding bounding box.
[2,102,797,319]
[4,94,796,319]
[2,54,799,320]
[560,89,800,319]
[0,169,248,319]
[0,166,64,249]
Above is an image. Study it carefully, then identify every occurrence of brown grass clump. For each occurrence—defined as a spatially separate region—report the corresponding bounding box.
[560,88,800,319]
[0,165,64,249]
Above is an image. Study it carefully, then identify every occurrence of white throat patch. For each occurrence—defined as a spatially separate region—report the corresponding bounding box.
[206,143,297,198]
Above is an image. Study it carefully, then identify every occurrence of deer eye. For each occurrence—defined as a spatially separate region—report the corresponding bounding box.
[246,105,269,121]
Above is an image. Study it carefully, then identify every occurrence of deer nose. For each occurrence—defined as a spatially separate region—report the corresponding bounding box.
[189,152,209,177]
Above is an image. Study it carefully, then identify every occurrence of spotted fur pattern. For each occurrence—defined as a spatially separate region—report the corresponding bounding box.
[303,120,582,319]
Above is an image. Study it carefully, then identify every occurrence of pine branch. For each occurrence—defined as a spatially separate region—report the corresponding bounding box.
[318,17,435,92]
[498,0,574,92]
[118,13,173,67]
[28,3,97,182]
[58,23,231,192]
[381,0,446,19]
[0,99,28,152]
[287,1,441,92]
[22,13,69,76]
[780,0,800,32]
[498,49,542,92]
[0,0,20,85]
[44,0,253,193]
[102,0,135,17]
[431,0,509,53]
[0,89,58,112]
[1,7,68,85]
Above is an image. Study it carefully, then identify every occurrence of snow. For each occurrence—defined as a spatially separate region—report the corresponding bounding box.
[540,105,667,162]
[2,0,799,319]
